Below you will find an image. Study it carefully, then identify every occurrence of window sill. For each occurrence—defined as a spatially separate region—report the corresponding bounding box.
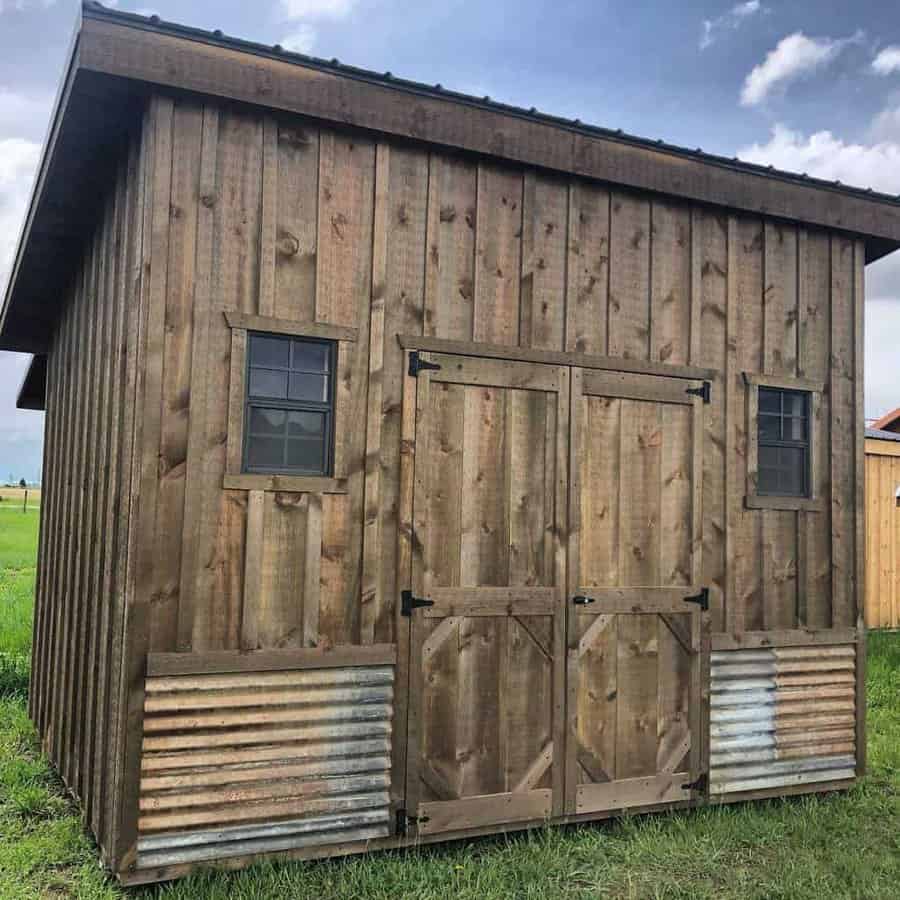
[744,494,823,512]
[224,473,348,494]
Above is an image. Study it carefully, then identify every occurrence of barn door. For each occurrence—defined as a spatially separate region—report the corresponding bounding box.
[402,351,568,837]
[566,369,707,815]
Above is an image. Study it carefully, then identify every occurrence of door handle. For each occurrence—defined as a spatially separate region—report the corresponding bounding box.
[572,595,596,605]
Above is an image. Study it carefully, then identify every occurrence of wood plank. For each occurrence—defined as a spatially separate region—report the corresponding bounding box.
[146,644,397,676]
[615,614,659,778]
[565,182,609,354]
[176,103,219,652]
[257,115,277,317]
[473,163,522,346]
[273,120,318,321]
[423,587,557,617]
[711,629,857,650]
[583,370,697,405]
[222,474,348,493]
[417,790,552,835]
[733,216,764,631]
[431,354,563,391]
[831,236,855,629]
[576,772,689,813]
[519,172,566,351]
[650,200,691,365]
[608,192,650,361]
[424,153,477,341]
[241,490,264,650]
[660,404,693,586]
[303,493,323,647]
[223,311,357,342]
[397,334,715,380]
[360,143,390,645]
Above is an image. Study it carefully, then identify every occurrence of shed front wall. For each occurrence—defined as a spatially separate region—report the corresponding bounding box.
[41,92,865,879]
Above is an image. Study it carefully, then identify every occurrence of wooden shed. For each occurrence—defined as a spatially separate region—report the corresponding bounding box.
[1,2,895,885]
[865,428,900,629]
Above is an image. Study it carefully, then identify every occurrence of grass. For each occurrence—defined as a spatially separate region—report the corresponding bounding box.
[0,510,898,898]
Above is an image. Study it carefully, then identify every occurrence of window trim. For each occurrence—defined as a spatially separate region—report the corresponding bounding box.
[744,373,824,512]
[223,312,357,494]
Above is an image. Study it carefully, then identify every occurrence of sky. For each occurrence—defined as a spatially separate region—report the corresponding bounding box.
[2,0,900,480]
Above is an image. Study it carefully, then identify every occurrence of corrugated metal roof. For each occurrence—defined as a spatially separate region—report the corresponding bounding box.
[81,0,900,210]
[866,428,900,442]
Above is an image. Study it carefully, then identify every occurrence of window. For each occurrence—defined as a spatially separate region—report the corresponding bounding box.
[243,332,335,476]
[757,387,809,497]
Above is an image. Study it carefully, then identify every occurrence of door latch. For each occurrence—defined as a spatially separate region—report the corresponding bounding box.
[401,589,435,616]
[573,595,596,606]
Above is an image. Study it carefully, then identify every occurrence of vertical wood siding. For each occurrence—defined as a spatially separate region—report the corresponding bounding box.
[28,125,147,865]
[30,91,867,875]
[125,94,864,657]
[865,439,900,629]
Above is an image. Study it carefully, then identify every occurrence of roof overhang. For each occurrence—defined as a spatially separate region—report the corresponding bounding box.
[4,1,900,354]
[16,354,47,411]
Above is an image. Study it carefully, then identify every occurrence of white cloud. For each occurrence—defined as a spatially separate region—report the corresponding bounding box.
[280,0,355,20]
[700,1,765,51]
[0,137,40,294]
[738,123,900,193]
[872,45,900,76]
[282,25,317,54]
[740,31,862,106]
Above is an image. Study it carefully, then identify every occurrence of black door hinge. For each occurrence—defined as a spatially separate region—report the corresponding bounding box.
[686,381,711,404]
[396,807,430,836]
[683,773,708,794]
[401,589,435,617]
[684,587,709,611]
[408,351,442,377]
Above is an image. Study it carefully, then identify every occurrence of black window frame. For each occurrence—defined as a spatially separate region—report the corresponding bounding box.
[242,331,336,477]
[756,386,811,498]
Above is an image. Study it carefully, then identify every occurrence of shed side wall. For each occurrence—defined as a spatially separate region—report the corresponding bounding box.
[865,438,900,629]
[28,119,147,865]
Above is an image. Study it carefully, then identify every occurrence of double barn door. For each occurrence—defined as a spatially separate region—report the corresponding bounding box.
[402,351,706,836]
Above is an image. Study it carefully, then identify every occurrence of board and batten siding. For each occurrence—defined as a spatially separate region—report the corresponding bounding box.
[28,121,148,863]
[29,91,867,874]
[128,94,864,660]
[865,436,900,629]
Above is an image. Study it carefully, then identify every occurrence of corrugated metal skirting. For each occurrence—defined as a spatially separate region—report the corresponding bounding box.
[136,664,394,868]
[710,645,857,796]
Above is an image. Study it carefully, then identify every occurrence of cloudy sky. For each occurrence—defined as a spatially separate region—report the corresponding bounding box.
[2,0,900,480]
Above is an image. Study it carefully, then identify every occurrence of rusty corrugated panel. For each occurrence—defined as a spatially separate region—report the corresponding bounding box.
[709,646,857,796]
[136,664,394,868]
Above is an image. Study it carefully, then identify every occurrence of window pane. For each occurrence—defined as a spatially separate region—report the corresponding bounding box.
[759,413,781,442]
[778,446,806,496]
[249,407,287,435]
[759,388,781,413]
[758,445,779,494]
[785,415,807,442]
[249,335,290,369]
[249,368,288,399]
[289,373,329,403]
[783,392,806,418]
[247,435,284,469]
[287,438,325,472]
[287,410,326,437]
[292,340,330,373]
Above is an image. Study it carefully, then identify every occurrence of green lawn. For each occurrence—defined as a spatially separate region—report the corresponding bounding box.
[1,510,899,898]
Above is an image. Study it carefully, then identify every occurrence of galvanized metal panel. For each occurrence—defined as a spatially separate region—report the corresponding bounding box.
[136,661,394,869]
[709,645,857,796]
